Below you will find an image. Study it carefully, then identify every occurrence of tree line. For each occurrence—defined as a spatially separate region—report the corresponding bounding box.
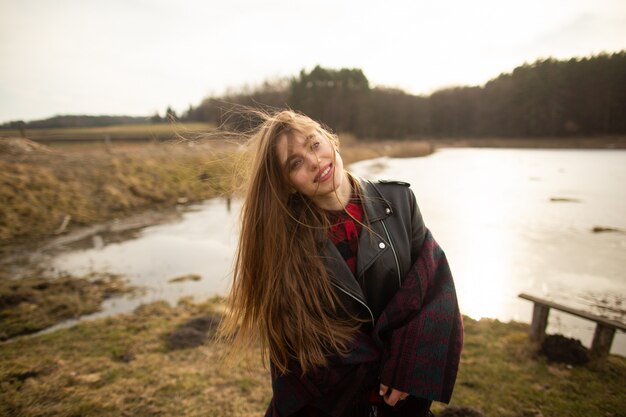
[1,115,151,130]
[4,51,624,138]
[185,51,626,138]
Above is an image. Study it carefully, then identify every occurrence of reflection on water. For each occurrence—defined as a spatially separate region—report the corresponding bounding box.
[50,149,626,354]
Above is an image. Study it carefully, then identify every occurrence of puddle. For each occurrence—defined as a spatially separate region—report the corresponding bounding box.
[35,198,239,333]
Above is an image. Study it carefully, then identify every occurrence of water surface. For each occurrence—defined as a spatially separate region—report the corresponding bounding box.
[50,149,626,354]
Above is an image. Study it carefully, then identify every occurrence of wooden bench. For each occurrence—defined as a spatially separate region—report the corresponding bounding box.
[518,293,626,357]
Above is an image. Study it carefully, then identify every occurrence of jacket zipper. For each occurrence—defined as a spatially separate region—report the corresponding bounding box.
[331,282,375,326]
[381,219,402,288]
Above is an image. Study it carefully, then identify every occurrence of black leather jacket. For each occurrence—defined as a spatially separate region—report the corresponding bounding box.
[322,178,426,325]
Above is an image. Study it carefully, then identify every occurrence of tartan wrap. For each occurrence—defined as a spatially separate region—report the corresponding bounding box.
[374,229,463,403]
[265,229,463,417]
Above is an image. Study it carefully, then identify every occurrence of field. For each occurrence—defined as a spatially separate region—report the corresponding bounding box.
[0,122,216,144]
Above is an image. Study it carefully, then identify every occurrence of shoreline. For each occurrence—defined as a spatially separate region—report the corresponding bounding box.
[2,135,625,249]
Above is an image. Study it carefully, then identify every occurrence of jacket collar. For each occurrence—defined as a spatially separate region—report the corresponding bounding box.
[357,178,392,222]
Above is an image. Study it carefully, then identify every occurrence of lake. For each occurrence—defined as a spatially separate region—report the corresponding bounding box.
[48,148,626,355]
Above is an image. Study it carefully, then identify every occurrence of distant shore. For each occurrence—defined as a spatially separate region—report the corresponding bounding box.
[427,135,626,149]
[2,122,625,148]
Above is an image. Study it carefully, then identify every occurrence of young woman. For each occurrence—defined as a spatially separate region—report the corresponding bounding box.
[221,110,463,417]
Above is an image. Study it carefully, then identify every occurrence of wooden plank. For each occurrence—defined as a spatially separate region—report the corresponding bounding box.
[518,293,626,331]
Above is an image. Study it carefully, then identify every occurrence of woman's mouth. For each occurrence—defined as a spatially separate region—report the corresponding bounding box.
[315,163,333,183]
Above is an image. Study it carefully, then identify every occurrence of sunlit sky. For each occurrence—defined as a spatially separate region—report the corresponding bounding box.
[1,0,625,124]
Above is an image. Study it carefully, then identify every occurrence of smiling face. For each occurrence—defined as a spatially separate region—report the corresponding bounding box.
[276,129,351,210]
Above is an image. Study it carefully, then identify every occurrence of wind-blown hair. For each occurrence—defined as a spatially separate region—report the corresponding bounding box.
[219,109,363,375]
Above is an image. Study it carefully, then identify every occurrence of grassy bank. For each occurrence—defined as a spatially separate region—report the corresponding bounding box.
[0,272,134,340]
[0,298,623,417]
[0,138,240,245]
[0,134,432,246]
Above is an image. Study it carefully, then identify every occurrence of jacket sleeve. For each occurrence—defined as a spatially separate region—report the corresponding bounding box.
[373,229,463,403]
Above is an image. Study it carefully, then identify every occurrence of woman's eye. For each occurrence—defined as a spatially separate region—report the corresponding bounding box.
[290,159,302,170]
[311,141,320,150]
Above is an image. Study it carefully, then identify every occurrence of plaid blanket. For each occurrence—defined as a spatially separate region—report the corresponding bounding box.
[265,229,463,416]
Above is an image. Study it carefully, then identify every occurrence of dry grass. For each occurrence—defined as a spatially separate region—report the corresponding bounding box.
[1,301,624,417]
[0,298,271,417]
[0,138,241,245]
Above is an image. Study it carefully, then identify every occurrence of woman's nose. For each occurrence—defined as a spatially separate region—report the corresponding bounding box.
[306,153,320,169]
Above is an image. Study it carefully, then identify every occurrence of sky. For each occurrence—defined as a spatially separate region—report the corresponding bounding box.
[1,0,625,124]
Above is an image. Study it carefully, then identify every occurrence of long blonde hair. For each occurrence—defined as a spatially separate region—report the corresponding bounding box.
[220,109,363,375]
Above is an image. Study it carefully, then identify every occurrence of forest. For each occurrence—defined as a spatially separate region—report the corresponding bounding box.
[185,51,625,138]
[4,52,625,139]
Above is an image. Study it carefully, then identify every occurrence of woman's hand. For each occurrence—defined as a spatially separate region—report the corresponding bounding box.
[379,383,409,406]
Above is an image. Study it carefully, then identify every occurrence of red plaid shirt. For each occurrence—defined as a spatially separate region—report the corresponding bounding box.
[327,201,364,276]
